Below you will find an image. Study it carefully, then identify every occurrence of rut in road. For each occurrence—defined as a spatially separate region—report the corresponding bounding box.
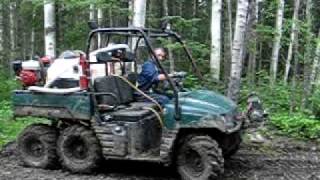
[1,136,320,180]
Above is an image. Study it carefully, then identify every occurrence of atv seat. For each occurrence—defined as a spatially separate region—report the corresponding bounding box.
[94,76,159,112]
[94,76,134,110]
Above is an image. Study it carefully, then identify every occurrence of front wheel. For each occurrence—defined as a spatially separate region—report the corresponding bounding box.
[57,125,102,173]
[176,135,224,180]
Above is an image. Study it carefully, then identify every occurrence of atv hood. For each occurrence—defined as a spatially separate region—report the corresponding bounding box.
[164,90,240,131]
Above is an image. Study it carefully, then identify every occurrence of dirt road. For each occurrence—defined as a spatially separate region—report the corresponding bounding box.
[1,135,320,180]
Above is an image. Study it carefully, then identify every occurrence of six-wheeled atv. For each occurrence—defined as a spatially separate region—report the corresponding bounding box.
[12,27,244,179]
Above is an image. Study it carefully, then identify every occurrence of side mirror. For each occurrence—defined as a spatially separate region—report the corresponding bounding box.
[88,21,98,30]
[96,51,112,63]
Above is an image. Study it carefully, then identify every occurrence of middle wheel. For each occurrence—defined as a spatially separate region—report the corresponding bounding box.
[57,125,102,173]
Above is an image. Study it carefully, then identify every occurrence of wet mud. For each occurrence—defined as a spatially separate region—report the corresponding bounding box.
[1,134,320,180]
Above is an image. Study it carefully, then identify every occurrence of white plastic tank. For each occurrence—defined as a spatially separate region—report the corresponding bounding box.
[22,60,40,71]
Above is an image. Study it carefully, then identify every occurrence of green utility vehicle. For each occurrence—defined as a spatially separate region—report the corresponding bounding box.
[12,27,244,180]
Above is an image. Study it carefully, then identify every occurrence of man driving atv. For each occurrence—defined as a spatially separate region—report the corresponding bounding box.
[136,48,170,106]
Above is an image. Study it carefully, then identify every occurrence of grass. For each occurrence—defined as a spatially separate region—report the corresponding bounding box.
[0,101,48,148]
[270,112,320,139]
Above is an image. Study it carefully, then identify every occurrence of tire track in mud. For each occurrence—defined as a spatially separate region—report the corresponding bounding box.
[1,139,320,180]
[223,143,320,180]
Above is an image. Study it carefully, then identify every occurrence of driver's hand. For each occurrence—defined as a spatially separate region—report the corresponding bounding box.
[157,74,167,81]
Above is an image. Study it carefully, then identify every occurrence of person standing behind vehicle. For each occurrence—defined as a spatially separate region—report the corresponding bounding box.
[136,48,170,106]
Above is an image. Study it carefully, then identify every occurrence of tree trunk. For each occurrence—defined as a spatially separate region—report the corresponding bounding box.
[44,0,56,58]
[97,8,103,48]
[89,4,95,21]
[132,0,147,28]
[270,0,284,86]
[247,0,258,86]
[163,0,174,73]
[227,0,249,102]
[0,2,3,59]
[30,10,36,58]
[210,0,222,80]
[284,0,300,83]
[130,0,146,50]
[10,2,15,59]
[311,30,320,90]
[301,0,314,109]
[290,28,300,114]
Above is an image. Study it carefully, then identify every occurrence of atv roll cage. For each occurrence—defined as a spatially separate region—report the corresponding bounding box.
[85,27,202,120]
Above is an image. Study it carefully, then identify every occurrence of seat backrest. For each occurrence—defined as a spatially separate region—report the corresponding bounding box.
[94,76,133,106]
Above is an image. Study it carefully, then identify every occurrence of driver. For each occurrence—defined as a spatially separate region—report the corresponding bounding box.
[136,48,170,106]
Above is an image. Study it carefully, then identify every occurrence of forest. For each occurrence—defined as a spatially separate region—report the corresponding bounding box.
[0,0,320,179]
[3,0,320,139]
[0,0,320,142]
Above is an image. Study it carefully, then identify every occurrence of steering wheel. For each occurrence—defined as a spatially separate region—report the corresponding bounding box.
[153,71,187,94]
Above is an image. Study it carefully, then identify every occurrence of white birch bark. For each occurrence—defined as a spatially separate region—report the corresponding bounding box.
[227,0,249,102]
[89,4,95,21]
[270,0,284,85]
[30,10,36,58]
[284,0,300,83]
[163,0,174,73]
[128,0,133,27]
[132,0,147,28]
[210,0,222,80]
[97,8,103,48]
[130,0,146,50]
[44,0,56,58]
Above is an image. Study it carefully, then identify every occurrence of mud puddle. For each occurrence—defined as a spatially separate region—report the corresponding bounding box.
[1,134,320,180]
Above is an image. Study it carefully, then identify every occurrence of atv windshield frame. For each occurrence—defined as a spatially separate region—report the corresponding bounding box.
[85,27,202,120]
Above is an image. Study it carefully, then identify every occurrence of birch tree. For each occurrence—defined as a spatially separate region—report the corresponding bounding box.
[223,0,233,84]
[97,8,103,48]
[311,30,320,88]
[30,10,36,58]
[89,4,95,21]
[284,0,300,83]
[131,0,146,28]
[227,0,249,102]
[10,2,15,59]
[210,0,222,80]
[129,0,146,50]
[163,0,174,73]
[302,0,314,109]
[270,0,284,85]
[44,0,56,58]
[247,0,259,85]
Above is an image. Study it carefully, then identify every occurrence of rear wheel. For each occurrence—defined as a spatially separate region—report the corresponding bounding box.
[176,135,224,180]
[17,124,58,169]
[57,125,102,173]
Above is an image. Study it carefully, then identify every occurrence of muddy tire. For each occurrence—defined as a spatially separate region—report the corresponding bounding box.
[17,124,58,169]
[57,125,102,173]
[176,135,224,180]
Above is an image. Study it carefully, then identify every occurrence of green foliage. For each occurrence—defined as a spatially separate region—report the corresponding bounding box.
[271,112,320,139]
[0,101,48,148]
[0,70,20,102]
[241,75,292,112]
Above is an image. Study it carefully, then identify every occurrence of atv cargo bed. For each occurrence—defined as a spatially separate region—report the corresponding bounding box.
[12,90,93,120]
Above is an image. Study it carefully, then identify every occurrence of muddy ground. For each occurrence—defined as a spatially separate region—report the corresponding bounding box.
[1,131,320,180]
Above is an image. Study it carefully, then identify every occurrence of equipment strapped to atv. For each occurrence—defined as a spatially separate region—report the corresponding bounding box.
[12,26,245,180]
